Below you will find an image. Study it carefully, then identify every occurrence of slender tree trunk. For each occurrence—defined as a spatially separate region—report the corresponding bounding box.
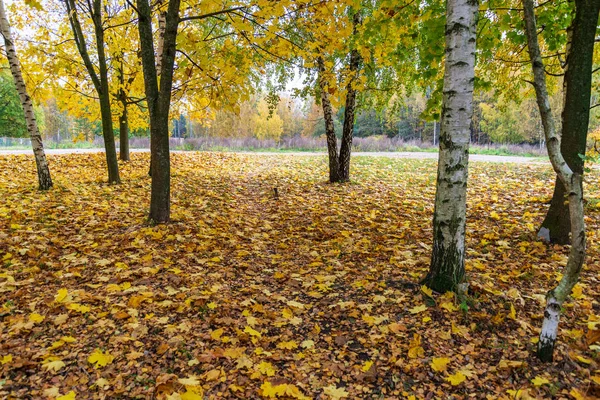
[136,0,180,223]
[537,0,597,245]
[338,11,362,183]
[117,56,130,161]
[523,0,595,362]
[317,57,340,183]
[65,0,120,184]
[423,0,478,293]
[119,99,130,161]
[0,0,52,190]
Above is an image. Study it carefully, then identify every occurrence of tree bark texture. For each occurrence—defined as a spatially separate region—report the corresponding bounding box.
[337,11,362,183]
[136,0,180,223]
[117,56,130,161]
[523,0,591,363]
[537,0,598,244]
[317,57,340,183]
[316,10,362,184]
[119,99,130,161]
[0,0,52,190]
[65,0,120,184]
[423,0,478,293]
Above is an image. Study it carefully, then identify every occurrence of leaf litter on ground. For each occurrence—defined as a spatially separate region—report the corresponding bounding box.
[0,152,599,399]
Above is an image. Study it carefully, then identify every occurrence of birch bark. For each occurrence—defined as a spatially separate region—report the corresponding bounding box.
[423,0,478,292]
[523,0,592,362]
[0,0,52,190]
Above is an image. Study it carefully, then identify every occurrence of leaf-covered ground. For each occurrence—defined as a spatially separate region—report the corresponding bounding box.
[1,153,599,400]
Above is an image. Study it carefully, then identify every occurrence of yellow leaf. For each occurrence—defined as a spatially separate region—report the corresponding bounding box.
[181,387,204,400]
[576,355,592,364]
[409,304,427,314]
[361,360,373,372]
[508,304,517,320]
[490,211,500,220]
[445,371,466,386]
[301,339,315,349]
[211,328,224,340]
[570,388,586,400]
[430,357,450,373]
[207,302,217,309]
[28,313,45,323]
[88,349,114,368]
[55,288,69,303]
[591,375,600,385]
[421,285,433,297]
[440,302,458,312]
[261,381,286,398]
[203,369,220,381]
[244,326,262,338]
[66,303,90,313]
[277,340,298,350]
[323,384,349,399]
[571,284,583,299]
[282,308,294,319]
[57,391,76,400]
[257,361,276,376]
[178,376,201,386]
[531,376,550,386]
[42,359,66,373]
[1,355,12,364]
[287,300,305,309]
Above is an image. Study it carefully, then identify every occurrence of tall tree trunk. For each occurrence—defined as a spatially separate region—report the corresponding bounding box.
[65,0,120,184]
[537,0,597,245]
[119,98,130,161]
[523,0,595,362]
[317,57,340,183]
[117,56,130,162]
[0,0,52,190]
[136,0,180,223]
[337,10,362,183]
[423,0,478,293]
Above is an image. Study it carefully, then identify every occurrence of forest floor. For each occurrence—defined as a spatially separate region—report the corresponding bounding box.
[0,152,599,399]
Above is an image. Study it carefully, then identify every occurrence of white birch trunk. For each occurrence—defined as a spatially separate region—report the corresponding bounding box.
[424,0,478,292]
[0,0,52,190]
[523,0,587,362]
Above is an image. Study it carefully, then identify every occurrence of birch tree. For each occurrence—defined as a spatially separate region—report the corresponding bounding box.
[0,0,52,190]
[422,0,478,293]
[523,0,594,362]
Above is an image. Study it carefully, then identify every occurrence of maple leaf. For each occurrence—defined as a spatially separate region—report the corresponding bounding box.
[257,361,276,376]
[42,359,66,372]
[178,376,200,386]
[531,376,550,387]
[88,349,114,368]
[323,385,349,399]
[445,371,466,386]
[361,360,373,372]
[56,391,76,400]
[430,357,450,373]
[277,340,298,350]
[409,304,427,314]
[54,288,69,303]
[210,328,224,340]
[1,355,12,364]
[28,313,45,323]
[244,326,262,338]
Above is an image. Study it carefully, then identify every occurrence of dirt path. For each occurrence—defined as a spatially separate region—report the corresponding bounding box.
[0,148,547,164]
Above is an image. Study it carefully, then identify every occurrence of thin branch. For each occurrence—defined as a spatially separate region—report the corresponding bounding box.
[179,7,244,23]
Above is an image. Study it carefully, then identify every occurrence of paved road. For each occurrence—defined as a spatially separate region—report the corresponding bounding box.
[0,148,546,164]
